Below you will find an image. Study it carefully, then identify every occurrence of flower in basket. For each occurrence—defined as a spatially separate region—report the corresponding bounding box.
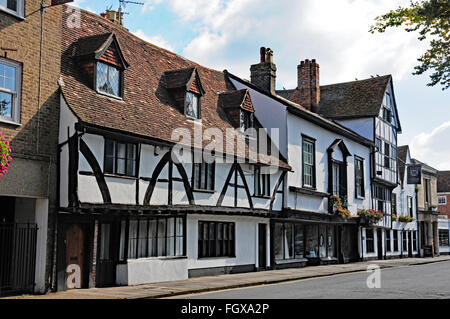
[398,215,414,223]
[337,206,351,219]
[0,132,12,178]
[329,195,350,219]
[357,209,383,224]
[392,214,398,222]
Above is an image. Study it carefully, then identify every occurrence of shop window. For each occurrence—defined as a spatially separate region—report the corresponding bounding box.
[366,229,374,253]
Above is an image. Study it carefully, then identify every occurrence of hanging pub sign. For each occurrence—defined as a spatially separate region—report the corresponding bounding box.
[407,164,422,184]
[51,0,74,6]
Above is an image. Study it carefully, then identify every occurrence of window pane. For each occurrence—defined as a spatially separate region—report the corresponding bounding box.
[157,219,166,256]
[126,144,136,176]
[274,223,283,259]
[119,220,126,261]
[294,224,304,258]
[327,226,335,257]
[138,219,148,258]
[97,62,120,96]
[285,223,294,259]
[148,219,157,257]
[167,218,175,256]
[0,91,13,118]
[7,0,17,11]
[104,140,116,173]
[117,143,126,174]
[128,220,138,259]
[176,218,184,256]
[100,224,110,260]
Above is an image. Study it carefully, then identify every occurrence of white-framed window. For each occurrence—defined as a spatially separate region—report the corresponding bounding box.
[302,137,315,188]
[438,196,447,205]
[0,58,21,124]
[96,61,121,98]
[0,0,24,18]
[184,91,200,119]
[332,162,340,195]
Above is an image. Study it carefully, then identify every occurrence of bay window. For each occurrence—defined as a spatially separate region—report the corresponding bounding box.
[120,216,185,260]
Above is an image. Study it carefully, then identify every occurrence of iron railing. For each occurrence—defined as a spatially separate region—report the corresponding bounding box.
[0,223,38,296]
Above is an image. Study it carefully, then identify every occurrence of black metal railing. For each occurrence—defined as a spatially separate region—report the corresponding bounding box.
[0,223,38,296]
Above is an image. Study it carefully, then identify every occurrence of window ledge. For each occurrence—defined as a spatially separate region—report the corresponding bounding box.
[275,258,308,265]
[96,90,124,101]
[289,186,329,198]
[192,189,215,194]
[0,118,21,127]
[198,256,236,260]
[253,195,270,199]
[355,196,365,200]
[125,256,187,263]
[104,173,137,180]
[0,7,24,20]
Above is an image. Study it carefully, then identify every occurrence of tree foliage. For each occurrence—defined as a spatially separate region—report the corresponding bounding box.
[370,0,449,90]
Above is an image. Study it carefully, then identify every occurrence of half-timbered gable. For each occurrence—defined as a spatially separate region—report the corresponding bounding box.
[57,7,289,290]
[226,51,374,267]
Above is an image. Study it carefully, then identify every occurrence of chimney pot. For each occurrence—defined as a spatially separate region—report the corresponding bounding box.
[297,59,320,113]
[251,47,277,95]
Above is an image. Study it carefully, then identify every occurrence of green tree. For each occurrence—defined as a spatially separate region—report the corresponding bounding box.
[370,0,449,90]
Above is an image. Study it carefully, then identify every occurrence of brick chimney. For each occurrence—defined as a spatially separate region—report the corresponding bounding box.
[297,59,320,113]
[100,10,124,26]
[250,47,277,95]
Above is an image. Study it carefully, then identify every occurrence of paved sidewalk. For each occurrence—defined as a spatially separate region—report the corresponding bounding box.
[6,255,450,299]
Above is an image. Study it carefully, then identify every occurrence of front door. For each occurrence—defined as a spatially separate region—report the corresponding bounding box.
[258,224,267,269]
[96,222,118,287]
[65,224,85,289]
[377,229,384,260]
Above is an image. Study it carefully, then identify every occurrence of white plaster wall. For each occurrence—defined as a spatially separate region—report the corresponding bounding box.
[78,175,103,203]
[186,214,269,270]
[60,144,69,207]
[59,95,78,144]
[106,177,136,205]
[286,113,372,215]
[79,134,104,172]
[116,257,188,285]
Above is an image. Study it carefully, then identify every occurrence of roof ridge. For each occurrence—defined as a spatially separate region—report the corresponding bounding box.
[320,74,391,88]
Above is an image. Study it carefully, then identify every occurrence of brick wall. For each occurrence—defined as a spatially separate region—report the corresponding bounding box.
[439,194,450,217]
[0,0,62,293]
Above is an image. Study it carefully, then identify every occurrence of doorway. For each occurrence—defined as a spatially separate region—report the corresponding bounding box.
[96,221,119,287]
[377,229,384,260]
[65,224,85,289]
[258,224,267,269]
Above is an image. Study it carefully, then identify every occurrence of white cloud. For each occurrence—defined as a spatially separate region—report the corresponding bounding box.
[410,121,450,170]
[133,29,175,52]
[143,0,428,88]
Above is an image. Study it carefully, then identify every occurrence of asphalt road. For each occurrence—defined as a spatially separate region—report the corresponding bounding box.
[178,260,450,299]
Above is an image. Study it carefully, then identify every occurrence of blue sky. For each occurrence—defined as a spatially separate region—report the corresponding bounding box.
[73,0,449,170]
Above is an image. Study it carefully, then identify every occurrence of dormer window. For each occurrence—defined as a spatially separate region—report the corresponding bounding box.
[96,62,121,97]
[185,91,200,119]
[240,109,253,133]
[74,33,129,99]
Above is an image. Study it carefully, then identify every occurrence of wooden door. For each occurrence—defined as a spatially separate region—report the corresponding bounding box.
[65,224,84,289]
[96,222,117,287]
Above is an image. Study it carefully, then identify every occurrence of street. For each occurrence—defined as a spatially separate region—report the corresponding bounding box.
[175,260,450,299]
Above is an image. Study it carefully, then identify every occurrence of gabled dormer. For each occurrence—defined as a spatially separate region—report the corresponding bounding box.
[73,32,129,99]
[162,67,206,120]
[218,89,255,133]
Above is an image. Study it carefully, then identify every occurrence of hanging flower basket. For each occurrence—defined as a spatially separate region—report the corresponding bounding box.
[357,209,383,225]
[0,132,12,177]
[392,214,398,222]
[398,215,414,223]
[329,195,351,219]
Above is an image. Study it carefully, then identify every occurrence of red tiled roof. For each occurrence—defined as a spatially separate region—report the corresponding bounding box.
[61,6,289,169]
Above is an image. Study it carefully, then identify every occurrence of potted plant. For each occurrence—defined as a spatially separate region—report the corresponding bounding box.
[357,209,383,225]
[329,195,351,219]
[0,132,12,178]
[398,215,414,223]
